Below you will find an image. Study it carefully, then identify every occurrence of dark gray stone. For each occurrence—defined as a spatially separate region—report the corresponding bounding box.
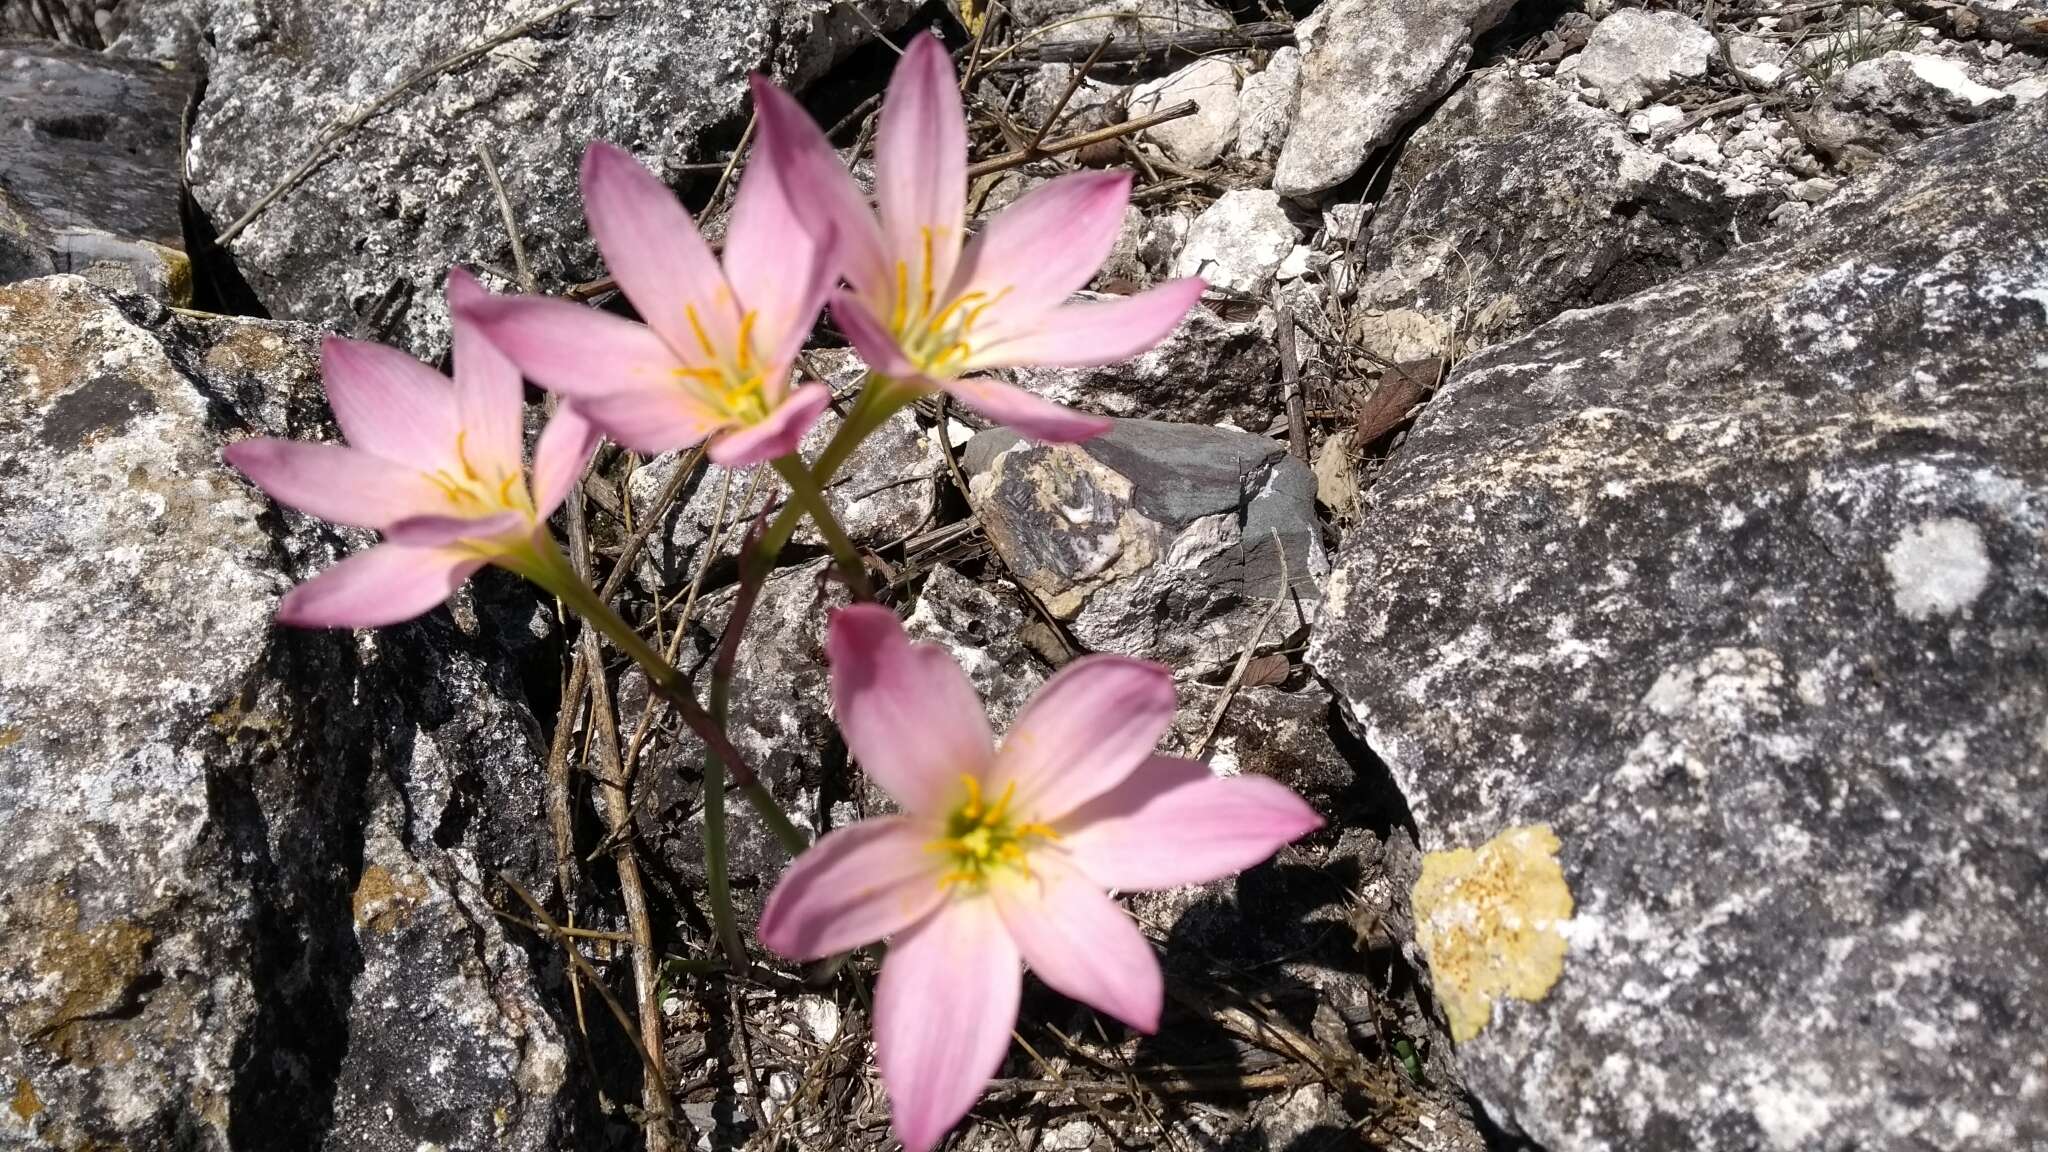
[1359,69,1770,351]
[964,419,1324,670]
[1005,301,1281,436]
[182,0,910,356]
[1310,102,2048,1152]
[1812,49,2017,170]
[0,275,574,1151]
[0,41,193,301]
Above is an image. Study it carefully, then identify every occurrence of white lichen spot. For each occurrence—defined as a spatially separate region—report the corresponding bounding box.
[1883,518,1990,620]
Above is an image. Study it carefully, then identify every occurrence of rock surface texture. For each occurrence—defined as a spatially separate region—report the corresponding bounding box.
[0,276,572,1151]
[1312,102,2048,1152]
[1813,49,2017,168]
[1575,8,1717,111]
[182,0,906,355]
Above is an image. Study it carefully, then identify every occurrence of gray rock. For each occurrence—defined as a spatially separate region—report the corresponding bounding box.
[965,419,1325,671]
[1359,70,1769,351]
[184,0,909,356]
[0,41,193,302]
[1575,8,1717,112]
[0,276,574,1149]
[1006,296,1278,428]
[1310,102,2048,1152]
[1813,50,2016,169]
[1130,56,1239,168]
[1232,46,1302,164]
[1002,0,1232,46]
[1273,0,1518,199]
[1171,189,1297,296]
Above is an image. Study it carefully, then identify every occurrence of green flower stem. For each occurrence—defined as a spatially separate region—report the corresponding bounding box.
[748,377,910,582]
[770,455,873,600]
[698,745,748,972]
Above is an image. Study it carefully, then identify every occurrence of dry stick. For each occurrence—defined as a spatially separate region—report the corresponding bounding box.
[474,143,533,291]
[502,873,681,1135]
[965,99,1196,179]
[212,0,584,247]
[1890,0,2048,48]
[1025,34,1115,155]
[981,1067,1319,1099]
[1277,305,1307,461]
[1187,530,1291,759]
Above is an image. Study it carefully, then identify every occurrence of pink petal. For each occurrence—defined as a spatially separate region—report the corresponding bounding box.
[939,376,1110,443]
[827,604,995,816]
[1057,757,1325,892]
[756,817,948,961]
[445,267,526,480]
[570,386,723,457]
[875,898,1020,1152]
[224,437,439,529]
[275,543,483,629]
[581,141,741,361]
[949,170,1132,331]
[319,335,462,466]
[875,33,968,312]
[453,291,685,401]
[530,402,600,518]
[382,509,527,549]
[829,291,923,381]
[988,654,1176,822]
[706,381,831,466]
[991,851,1162,1033]
[966,279,1206,371]
[721,141,838,374]
[750,75,891,305]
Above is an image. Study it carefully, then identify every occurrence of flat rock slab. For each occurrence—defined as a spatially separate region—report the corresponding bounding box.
[1311,102,2048,1151]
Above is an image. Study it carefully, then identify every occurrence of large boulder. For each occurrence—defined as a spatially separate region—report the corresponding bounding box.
[0,276,574,1150]
[1310,102,2048,1151]
[1358,69,1770,352]
[180,0,908,356]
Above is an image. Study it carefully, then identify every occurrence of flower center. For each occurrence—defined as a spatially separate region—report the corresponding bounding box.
[889,227,1009,379]
[927,774,1058,892]
[672,306,771,424]
[424,429,532,521]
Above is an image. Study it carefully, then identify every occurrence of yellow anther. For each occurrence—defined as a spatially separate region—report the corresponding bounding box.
[929,774,1050,892]
[685,304,718,361]
[919,227,938,321]
[454,429,480,482]
[892,261,911,335]
[736,310,759,375]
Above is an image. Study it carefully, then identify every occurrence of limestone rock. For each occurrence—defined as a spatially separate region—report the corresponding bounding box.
[1131,56,1239,168]
[1310,102,2048,1152]
[0,42,193,303]
[1813,50,2016,169]
[1004,296,1278,428]
[0,276,573,1150]
[1575,8,1716,112]
[1359,70,1769,351]
[965,419,1325,671]
[1273,0,1518,199]
[1172,189,1298,295]
[1233,46,1301,164]
[185,0,910,356]
[1002,0,1232,46]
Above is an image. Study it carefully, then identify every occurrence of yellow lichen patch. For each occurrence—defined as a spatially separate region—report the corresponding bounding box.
[1411,824,1574,1043]
[5,888,155,1066]
[0,725,21,750]
[10,1077,40,1121]
[352,864,429,934]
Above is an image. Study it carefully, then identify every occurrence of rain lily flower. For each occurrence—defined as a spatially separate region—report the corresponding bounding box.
[751,35,1206,443]
[224,267,599,628]
[758,605,1322,1152]
[455,140,837,467]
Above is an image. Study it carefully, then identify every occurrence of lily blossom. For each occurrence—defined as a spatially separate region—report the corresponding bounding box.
[758,605,1322,1152]
[224,267,600,628]
[751,35,1206,443]
[455,140,837,466]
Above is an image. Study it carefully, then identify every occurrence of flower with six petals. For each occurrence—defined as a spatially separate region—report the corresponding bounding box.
[757,605,1323,1152]
[224,268,600,628]
[455,140,837,466]
[752,34,1207,443]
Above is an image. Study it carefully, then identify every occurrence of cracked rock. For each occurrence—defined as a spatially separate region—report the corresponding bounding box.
[1005,296,1279,428]
[1172,189,1298,296]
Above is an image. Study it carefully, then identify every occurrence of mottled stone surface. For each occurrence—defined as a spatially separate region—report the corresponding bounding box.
[1274,0,1518,198]
[0,41,193,301]
[1360,69,1769,351]
[1005,297,1279,428]
[1575,8,1716,112]
[182,0,908,355]
[1813,50,2016,169]
[966,419,1325,671]
[1172,189,1298,296]
[1130,56,1240,168]
[1002,0,1232,46]
[1311,103,2048,1152]
[0,276,572,1150]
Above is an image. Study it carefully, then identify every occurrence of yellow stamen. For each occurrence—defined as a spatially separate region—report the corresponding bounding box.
[919,227,937,322]
[927,773,1054,892]
[892,261,911,336]
[685,304,718,361]
[454,429,480,482]
[735,310,759,375]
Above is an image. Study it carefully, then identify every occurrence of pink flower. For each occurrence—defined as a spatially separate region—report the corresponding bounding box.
[223,268,600,628]
[751,35,1207,443]
[759,605,1322,1152]
[454,141,837,467]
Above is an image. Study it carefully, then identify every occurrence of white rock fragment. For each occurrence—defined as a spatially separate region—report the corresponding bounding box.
[1728,34,1788,87]
[1885,518,1992,620]
[1790,177,1838,203]
[1577,8,1717,111]
[1666,131,1724,168]
[1172,189,1298,294]
[1902,52,2008,107]
[1131,56,1241,167]
[2006,76,2048,104]
[1233,46,1301,163]
[1627,102,1685,136]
